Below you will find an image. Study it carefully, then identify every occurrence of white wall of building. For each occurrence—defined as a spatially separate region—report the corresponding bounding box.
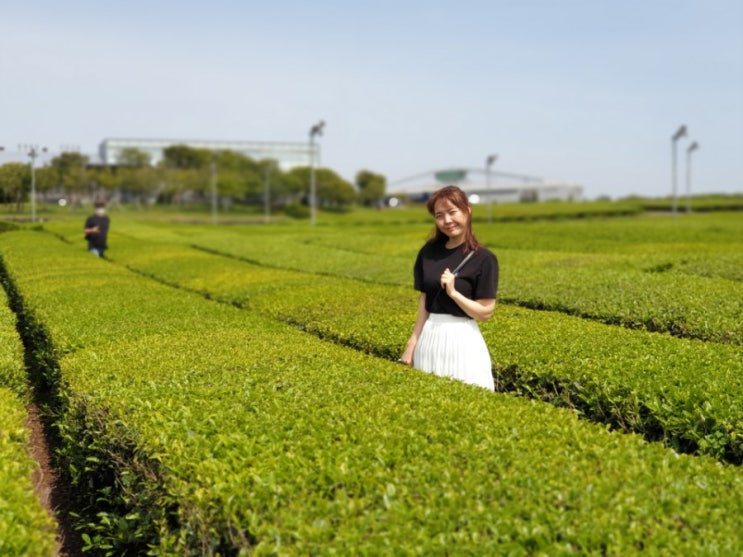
[99,138,316,170]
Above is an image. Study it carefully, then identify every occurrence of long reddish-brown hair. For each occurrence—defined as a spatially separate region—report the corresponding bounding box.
[426,185,481,253]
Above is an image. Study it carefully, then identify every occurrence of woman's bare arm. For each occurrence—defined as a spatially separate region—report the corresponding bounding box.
[400,293,429,365]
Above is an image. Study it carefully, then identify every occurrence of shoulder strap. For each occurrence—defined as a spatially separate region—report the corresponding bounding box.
[451,251,475,276]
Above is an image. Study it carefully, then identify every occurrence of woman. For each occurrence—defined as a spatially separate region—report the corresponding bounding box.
[400,185,499,390]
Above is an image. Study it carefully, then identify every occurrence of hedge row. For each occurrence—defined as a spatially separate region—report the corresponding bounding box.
[1,229,742,554]
[0,286,27,396]
[0,286,58,556]
[101,233,743,464]
[61,213,742,345]
[641,196,743,212]
[497,248,742,344]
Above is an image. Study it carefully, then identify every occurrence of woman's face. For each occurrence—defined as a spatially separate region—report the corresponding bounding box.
[433,198,470,243]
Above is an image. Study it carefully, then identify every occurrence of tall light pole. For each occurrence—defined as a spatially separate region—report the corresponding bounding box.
[485,154,498,223]
[264,163,272,225]
[309,119,325,226]
[19,144,48,223]
[685,141,699,214]
[210,154,218,225]
[671,125,687,217]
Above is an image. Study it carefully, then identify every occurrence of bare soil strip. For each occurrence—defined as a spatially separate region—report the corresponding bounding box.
[25,402,81,557]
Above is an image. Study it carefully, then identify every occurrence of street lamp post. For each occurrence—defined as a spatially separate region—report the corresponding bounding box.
[264,164,271,225]
[309,120,325,226]
[671,125,687,217]
[685,141,699,214]
[210,154,218,225]
[19,144,48,223]
[485,154,498,223]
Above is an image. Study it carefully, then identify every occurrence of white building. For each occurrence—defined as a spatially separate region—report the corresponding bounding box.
[387,168,583,203]
[98,138,316,170]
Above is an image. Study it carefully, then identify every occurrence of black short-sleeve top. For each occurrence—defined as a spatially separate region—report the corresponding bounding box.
[414,240,499,317]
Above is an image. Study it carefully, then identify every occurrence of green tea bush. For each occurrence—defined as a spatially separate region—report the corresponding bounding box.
[642,196,743,212]
[77,213,742,344]
[476,212,743,254]
[0,286,27,396]
[247,280,743,464]
[0,389,59,557]
[94,231,743,464]
[2,230,742,554]
[498,248,742,344]
[0,285,58,556]
[479,215,743,342]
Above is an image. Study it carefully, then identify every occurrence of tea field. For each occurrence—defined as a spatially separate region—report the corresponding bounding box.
[1,205,741,555]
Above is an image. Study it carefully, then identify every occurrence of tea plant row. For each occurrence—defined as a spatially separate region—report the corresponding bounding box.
[1,229,742,554]
[58,213,741,345]
[100,231,743,464]
[0,286,58,555]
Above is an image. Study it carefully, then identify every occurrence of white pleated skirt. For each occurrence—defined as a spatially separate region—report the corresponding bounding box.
[413,313,494,390]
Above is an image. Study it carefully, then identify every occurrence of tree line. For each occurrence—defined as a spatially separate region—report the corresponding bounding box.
[0,145,387,215]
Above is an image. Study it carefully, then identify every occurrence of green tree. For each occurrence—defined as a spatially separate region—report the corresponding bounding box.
[161,145,211,170]
[114,147,157,204]
[159,168,205,205]
[273,165,304,206]
[319,169,356,206]
[49,152,90,207]
[33,166,57,201]
[50,152,89,179]
[356,169,387,207]
[290,167,356,207]
[158,146,208,205]
[215,150,263,201]
[0,162,30,212]
[118,166,161,207]
[255,159,286,209]
[118,147,152,168]
[88,166,118,200]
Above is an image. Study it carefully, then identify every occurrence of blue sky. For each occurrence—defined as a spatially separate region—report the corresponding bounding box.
[2,0,741,199]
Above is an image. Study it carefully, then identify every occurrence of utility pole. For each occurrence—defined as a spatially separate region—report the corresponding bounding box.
[18,144,48,222]
[309,120,325,226]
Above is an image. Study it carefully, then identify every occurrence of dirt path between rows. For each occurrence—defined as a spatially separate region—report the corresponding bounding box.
[25,403,82,557]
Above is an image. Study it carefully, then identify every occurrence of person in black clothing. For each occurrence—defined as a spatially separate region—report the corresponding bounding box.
[399,185,499,389]
[83,200,110,257]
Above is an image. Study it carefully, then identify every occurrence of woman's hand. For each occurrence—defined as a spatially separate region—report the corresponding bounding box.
[400,293,429,367]
[399,337,416,366]
[441,268,456,296]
